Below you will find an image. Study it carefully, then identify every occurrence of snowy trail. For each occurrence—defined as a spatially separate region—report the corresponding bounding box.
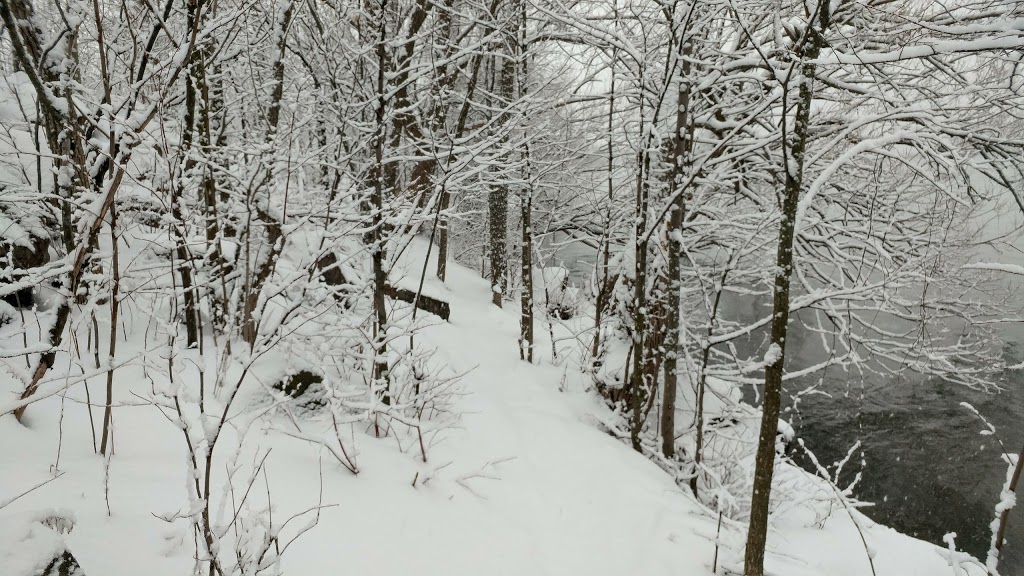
[345,250,722,575]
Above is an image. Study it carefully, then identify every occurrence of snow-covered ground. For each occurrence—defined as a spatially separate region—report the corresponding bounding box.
[0,241,984,576]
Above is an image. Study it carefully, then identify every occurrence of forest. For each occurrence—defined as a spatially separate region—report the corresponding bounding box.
[1,0,1023,575]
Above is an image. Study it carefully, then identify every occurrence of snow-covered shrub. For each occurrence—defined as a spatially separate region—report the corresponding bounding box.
[540,266,581,320]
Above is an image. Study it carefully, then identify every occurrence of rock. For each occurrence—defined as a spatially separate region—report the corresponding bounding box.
[2,285,35,308]
[273,370,326,410]
[275,370,323,398]
[39,550,84,576]
[316,252,357,309]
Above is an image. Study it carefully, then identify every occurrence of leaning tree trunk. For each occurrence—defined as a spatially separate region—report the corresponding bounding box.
[2,0,201,421]
[1,0,104,420]
[744,6,826,574]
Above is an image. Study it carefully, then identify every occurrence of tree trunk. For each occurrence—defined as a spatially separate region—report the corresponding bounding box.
[488,56,515,307]
[99,205,120,455]
[384,284,451,321]
[175,5,202,346]
[240,0,293,346]
[628,143,653,451]
[436,192,451,281]
[592,38,616,361]
[197,49,225,270]
[519,173,534,361]
[662,30,693,461]
[516,0,533,362]
[744,6,826,573]
[661,199,683,460]
[370,2,392,400]
[488,183,509,307]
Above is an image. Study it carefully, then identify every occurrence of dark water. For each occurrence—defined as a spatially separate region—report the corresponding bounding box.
[787,360,1024,573]
[550,239,1024,573]
[738,296,1024,573]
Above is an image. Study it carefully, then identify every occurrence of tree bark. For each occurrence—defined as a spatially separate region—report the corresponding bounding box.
[175,2,203,346]
[436,192,451,281]
[99,205,120,455]
[628,142,653,451]
[662,29,694,461]
[624,43,673,452]
[592,26,617,362]
[488,181,509,307]
[240,0,293,346]
[369,0,392,400]
[435,13,491,281]
[488,56,515,307]
[519,181,534,361]
[744,5,827,573]
[516,0,533,362]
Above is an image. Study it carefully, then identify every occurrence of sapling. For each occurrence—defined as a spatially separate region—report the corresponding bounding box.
[961,401,1021,575]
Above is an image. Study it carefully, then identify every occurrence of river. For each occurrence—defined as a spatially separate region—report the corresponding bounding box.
[786,325,1024,574]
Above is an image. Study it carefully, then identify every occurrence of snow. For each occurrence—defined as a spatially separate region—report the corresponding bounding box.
[777,418,795,444]
[815,35,1024,65]
[0,214,33,249]
[763,342,784,367]
[0,518,67,576]
[987,449,1020,574]
[0,239,988,576]
[962,262,1024,276]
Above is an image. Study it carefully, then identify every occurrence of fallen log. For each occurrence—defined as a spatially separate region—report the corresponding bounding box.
[384,284,451,321]
[315,253,450,321]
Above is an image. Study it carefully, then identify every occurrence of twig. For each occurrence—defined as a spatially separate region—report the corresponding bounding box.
[0,472,64,510]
